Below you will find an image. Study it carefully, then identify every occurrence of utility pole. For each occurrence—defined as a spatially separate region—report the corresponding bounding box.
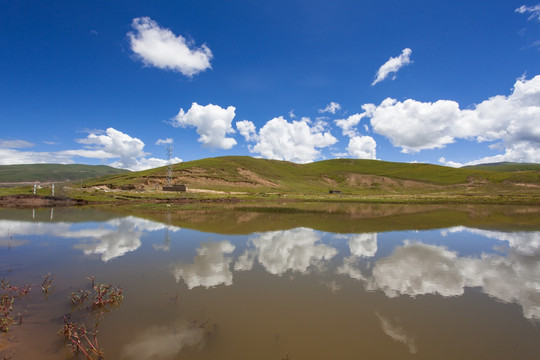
[166,144,173,187]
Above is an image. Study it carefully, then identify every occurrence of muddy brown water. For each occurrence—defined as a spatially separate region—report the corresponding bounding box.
[1,205,540,359]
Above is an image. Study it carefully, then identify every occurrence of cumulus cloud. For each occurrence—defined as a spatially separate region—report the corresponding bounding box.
[71,127,181,170]
[172,102,237,149]
[372,48,412,86]
[172,241,236,289]
[247,116,337,163]
[335,113,365,137]
[319,102,341,114]
[0,129,179,170]
[516,4,540,21]
[364,75,540,162]
[128,17,212,77]
[346,136,377,159]
[236,228,337,276]
[236,120,258,142]
[366,98,458,153]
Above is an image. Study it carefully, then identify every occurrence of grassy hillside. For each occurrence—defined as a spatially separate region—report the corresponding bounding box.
[464,162,540,172]
[83,156,540,195]
[0,164,128,183]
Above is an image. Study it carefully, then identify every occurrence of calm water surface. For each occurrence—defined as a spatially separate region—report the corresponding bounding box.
[1,206,540,359]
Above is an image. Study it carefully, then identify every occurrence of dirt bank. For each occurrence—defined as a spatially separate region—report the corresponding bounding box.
[0,194,88,208]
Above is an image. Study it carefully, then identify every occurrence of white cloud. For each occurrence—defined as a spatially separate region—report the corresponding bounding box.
[366,98,458,153]
[248,116,337,163]
[172,102,237,149]
[334,113,366,137]
[0,128,175,170]
[438,157,463,168]
[128,17,212,77]
[0,139,34,148]
[236,120,258,142]
[372,48,412,86]
[155,138,173,145]
[240,228,337,276]
[516,4,540,21]
[346,136,377,159]
[364,75,540,162]
[172,241,236,289]
[319,102,341,114]
[0,148,74,165]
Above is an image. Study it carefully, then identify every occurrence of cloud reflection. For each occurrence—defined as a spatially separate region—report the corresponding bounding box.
[121,321,208,360]
[235,228,337,276]
[0,216,180,262]
[375,312,417,354]
[173,241,235,289]
[365,239,540,320]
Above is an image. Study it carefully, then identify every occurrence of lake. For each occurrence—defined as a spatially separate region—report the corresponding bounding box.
[1,204,540,359]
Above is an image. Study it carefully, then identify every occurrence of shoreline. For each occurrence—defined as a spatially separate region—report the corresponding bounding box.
[1,192,539,208]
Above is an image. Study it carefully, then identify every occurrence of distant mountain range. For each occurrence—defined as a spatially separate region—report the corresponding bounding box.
[0,164,129,183]
[463,162,540,172]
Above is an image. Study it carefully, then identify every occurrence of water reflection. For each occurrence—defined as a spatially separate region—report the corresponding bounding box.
[359,239,540,320]
[121,321,208,360]
[375,312,417,354]
[235,228,338,275]
[172,241,236,289]
[2,212,540,322]
[0,216,180,262]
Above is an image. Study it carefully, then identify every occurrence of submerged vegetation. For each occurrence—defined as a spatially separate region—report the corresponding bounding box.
[0,280,30,332]
[61,276,123,359]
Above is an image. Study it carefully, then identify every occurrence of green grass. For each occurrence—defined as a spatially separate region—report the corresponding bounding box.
[0,164,128,183]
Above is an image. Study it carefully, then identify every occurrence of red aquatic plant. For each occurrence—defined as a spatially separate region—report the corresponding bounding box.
[59,315,104,360]
[0,279,30,332]
[60,276,123,359]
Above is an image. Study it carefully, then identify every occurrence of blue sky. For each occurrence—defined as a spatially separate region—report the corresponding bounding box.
[1,0,540,170]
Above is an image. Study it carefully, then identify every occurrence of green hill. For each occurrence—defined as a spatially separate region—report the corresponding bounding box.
[0,164,129,183]
[83,156,540,195]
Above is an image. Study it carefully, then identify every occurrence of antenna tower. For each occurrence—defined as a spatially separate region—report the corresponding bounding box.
[166,144,173,187]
